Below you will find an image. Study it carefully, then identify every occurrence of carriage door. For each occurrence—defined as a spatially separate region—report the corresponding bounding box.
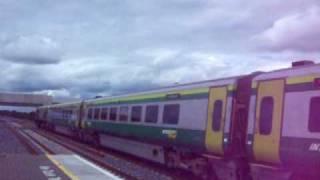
[205,86,227,155]
[253,79,284,163]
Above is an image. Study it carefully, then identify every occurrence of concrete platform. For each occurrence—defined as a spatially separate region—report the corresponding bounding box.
[0,154,122,180]
[0,119,122,180]
[22,129,73,155]
[50,154,122,180]
[0,154,70,180]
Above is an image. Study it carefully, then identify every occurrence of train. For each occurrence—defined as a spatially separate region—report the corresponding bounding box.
[35,60,320,180]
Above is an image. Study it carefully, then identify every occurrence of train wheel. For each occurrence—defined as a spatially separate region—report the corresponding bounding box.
[165,150,179,168]
[290,172,318,180]
[206,164,218,180]
[35,121,40,128]
[78,132,84,142]
[77,132,82,141]
[290,174,302,180]
[92,134,100,148]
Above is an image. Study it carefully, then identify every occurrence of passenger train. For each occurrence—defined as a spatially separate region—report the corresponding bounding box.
[36,60,320,180]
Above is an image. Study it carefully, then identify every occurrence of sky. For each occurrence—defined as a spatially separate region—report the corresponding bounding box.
[0,0,320,101]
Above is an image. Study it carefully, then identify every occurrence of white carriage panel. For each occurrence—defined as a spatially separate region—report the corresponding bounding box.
[100,134,165,164]
[128,105,132,122]
[124,99,208,130]
[178,99,208,130]
[282,91,320,138]
[224,96,234,133]
[71,109,78,121]
[247,95,256,135]
[141,105,146,122]
[157,103,164,125]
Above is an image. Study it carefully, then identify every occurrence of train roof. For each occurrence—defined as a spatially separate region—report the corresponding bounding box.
[39,60,320,108]
[38,74,244,108]
[254,61,320,81]
[38,101,82,109]
[85,74,243,104]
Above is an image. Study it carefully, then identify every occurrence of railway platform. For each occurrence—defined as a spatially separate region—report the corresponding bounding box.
[0,154,70,180]
[0,118,122,180]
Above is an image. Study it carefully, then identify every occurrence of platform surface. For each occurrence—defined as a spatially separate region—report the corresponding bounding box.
[0,118,122,180]
[0,154,70,180]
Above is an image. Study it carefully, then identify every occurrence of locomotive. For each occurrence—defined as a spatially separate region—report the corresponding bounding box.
[36,60,320,180]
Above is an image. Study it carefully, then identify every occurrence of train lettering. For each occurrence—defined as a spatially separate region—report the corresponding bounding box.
[309,143,320,152]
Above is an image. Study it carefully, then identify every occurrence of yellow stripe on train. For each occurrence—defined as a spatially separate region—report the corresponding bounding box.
[286,74,320,85]
[251,74,320,89]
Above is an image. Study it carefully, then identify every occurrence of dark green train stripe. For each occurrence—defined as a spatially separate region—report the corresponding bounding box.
[280,136,320,167]
[86,121,206,150]
[49,118,207,151]
[50,118,71,127]
[246,135,320,165]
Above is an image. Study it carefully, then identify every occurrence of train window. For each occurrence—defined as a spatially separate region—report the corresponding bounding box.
[101,108,108,120]
[131,106,142,122]
[145,105,159,123]
[65,110,72,120]
[163,104,180,124]
[259,96,274,135]
[69,110,73,119]
[62,110,66,119]
[44,110,48,119]
[110,107,118,121]
[94,108,100,120]
[309,97,320,132]
[119,107,129,121]
[212,100,223,131]
[87,108,93,120]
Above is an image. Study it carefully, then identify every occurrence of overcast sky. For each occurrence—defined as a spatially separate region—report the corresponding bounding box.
[0,0,319,101]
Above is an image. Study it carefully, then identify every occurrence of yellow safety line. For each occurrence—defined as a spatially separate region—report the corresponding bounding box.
[46,154,79,180]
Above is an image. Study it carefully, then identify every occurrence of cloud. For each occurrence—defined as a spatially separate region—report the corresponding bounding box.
[34,89,79,103]
[1,35,63,64]
[253,6,320,52]
[0,49,304,101]
[0,0,319,101]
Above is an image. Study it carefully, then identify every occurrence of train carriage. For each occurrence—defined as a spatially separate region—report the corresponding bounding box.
[36,106,48,127]
[80,75,251,177]
[36,102,82,135]
[247,61,320,180]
